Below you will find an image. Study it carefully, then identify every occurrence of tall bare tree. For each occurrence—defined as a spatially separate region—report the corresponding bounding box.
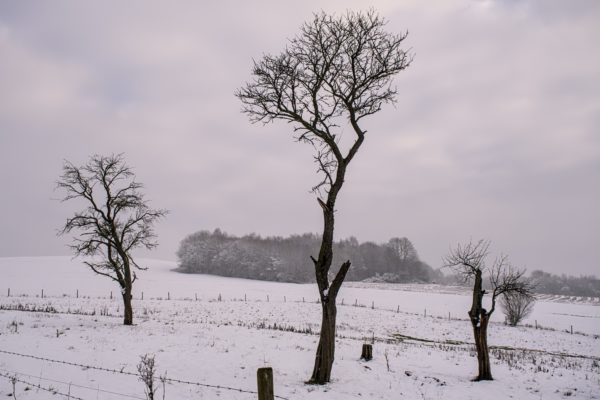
[236,10,411,384]
[57,154,167,325]
[387,237,418,263]
[443,240,534,380]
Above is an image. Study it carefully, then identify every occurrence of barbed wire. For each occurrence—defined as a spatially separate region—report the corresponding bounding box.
[0,370,86,400]
[0,367,145,400]
[0,349,138,377]
[0,349,290,399]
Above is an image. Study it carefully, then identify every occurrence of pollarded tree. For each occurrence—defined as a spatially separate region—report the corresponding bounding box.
[236,10,412,384]
[57,154,167,325]
[443,240,534,380]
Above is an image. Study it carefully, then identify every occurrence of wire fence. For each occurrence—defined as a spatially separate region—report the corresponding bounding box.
[0,367,145,400]
[0,349,290,400]
[0,370,86,400]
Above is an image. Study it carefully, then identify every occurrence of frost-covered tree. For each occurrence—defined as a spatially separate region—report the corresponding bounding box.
[57,154,167,325]
[236,10,412,384]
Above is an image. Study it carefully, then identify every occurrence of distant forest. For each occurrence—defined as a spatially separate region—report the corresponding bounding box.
[176,229,599,297]
[438,269,600,298]
[176,229,438,283]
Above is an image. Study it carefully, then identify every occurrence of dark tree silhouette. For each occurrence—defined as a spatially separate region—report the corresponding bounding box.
[57,154,167,325]
[236,9,411,384]
[443,240,534,381]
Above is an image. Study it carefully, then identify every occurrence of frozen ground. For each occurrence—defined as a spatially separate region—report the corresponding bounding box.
[0,257,599,399]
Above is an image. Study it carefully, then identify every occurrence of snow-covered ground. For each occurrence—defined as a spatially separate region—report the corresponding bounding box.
[1,257,599,399]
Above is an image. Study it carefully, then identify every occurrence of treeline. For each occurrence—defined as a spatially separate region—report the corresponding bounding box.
[436,269,600,298]
[529,270,600,297]
[176,229,438,283]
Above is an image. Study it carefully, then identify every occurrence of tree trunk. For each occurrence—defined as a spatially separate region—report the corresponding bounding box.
[309,298,337,383]
[472,315,492,380]
[122,286,133,325]
[468,269,493,380]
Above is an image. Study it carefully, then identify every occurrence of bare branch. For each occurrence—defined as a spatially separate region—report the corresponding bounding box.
[442,239,490,278]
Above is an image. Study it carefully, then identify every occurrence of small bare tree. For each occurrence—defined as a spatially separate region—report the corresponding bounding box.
[236,9,411,384]
[443,240,534,381]
[500,291,535,326]
[57,154,167,325]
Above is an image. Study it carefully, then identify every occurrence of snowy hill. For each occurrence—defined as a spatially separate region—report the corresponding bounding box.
[0,257,599,399]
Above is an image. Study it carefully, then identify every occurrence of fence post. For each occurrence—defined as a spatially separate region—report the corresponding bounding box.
[267,295,269,302]
[257,367,274,400]
[42,289,44,299]
[424,309,427,317]
[570,325,573,334]
[195,293,198,301]
[168,292,170,300]
[141,292,144,300]
[110,291,112,300]
[397,305,399,313]
[244,294,247,302]
[371,301,374,309]
[7,288,10,297]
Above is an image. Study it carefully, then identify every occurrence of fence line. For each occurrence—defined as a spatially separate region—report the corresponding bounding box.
[3,290,592,337]
[0,367,145,400]
[0,349,290,400]
[0,370,86,400]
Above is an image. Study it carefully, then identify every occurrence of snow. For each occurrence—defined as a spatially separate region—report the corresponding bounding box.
[1,257,599,399]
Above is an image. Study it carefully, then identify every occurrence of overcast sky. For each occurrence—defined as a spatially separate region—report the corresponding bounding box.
[1,0,598,275]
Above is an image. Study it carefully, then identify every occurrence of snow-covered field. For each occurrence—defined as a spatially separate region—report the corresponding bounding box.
[1,257,599,399]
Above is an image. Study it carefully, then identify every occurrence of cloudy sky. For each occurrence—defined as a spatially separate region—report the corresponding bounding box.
[1,0,598,275]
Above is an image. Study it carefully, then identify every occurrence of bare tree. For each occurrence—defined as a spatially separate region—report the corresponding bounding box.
[236,10,411,384]
[387,237,418,263]
[57,154,167,325]
[500,291,535,326]
[443,240,534,381]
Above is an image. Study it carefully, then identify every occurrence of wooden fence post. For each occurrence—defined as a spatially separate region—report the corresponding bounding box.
[110,291,112,300]
[76,289,79,299]
[42,289,44,299]
[141,292,144,300]
[257,367,274,400]
[7,288,10,297]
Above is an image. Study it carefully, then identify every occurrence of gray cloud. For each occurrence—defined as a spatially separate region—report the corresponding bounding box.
[0,0,598,275]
